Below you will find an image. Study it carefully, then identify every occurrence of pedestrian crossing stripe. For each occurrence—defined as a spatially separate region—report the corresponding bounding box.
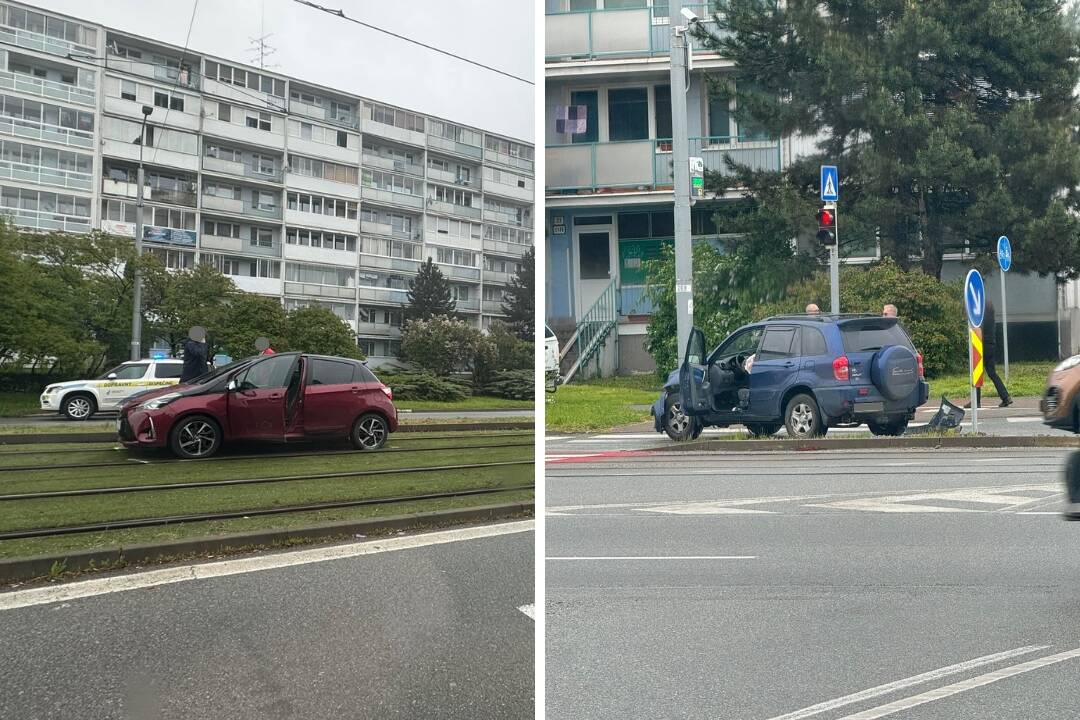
[970,327,984,388]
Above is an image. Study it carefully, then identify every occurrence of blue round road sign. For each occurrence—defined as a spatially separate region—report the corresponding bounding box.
[964,269,985,328]
[997,235,1012,272]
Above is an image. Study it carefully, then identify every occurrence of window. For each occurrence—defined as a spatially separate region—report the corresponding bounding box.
[258,112,271,131]
[110,364,148,380]
[578,232,610,279]
[252,227,274,248]
[300,122,312,140]
[435,247,477,267]
[708,84,732,139]
[246,115,258,129]
[758,327,797,360]
[801,327,828,356]
[336,130,347,148]
[655,85,672,140]
[218,102,231,123]
[169,95,184,112]
[154,91,168,109]
[718,328,763,357]
[154,363,183,379]
[569,90,598,144]
[307,358,354,386]
[608,87,648,141]
[120,80,136,101]
[239,355,295,390]
[204,220,240,238]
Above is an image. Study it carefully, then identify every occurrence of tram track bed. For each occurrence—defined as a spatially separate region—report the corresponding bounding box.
[0,434,533,564]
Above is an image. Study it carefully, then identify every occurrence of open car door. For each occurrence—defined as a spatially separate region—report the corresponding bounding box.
[679,327,711,415]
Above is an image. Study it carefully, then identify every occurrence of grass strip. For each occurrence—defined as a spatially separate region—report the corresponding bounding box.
[0,462,533,533]
[396,397,533,411]
[0,489,533,561]
[928,361,1052,399]
[547,375,659,433]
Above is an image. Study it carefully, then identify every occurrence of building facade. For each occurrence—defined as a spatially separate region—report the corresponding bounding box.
[0,1,534,366]
[545,1,1060,378]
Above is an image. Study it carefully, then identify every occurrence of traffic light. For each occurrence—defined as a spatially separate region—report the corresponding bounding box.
[816,206,836,246]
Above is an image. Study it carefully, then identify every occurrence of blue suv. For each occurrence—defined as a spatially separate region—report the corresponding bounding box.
[651,315,930,440]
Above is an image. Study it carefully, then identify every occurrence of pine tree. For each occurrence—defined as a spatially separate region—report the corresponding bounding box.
[698,0,1080,279]
[406,258,455,322]
[500,247,534,340]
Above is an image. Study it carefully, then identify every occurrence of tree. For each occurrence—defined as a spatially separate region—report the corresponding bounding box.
[283,305,363,359]
[141,260,236,357]
[400,315,484,376]
[216,293,288,359]
[406,258,455,322]
[698,0,1080,278]
[500,247,534,339]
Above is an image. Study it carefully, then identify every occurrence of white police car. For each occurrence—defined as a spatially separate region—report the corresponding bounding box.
[39,359,184,420]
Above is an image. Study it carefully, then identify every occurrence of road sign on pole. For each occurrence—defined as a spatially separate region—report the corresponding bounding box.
[997,235,1011,382]
[964,269,985,433]
[820,165,838,202]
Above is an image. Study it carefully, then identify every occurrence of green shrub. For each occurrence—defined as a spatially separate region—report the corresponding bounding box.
[477,369,534,400]
[373,370,470,402]
[400,315,485,376]
[761,258,967,377]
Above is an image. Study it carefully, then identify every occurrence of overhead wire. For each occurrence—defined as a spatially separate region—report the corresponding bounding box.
[150,0,200,164]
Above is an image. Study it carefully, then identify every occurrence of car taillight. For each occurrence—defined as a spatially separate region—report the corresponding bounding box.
[832,355,850,381]
[916,352,924,378]
[380,385,393,401]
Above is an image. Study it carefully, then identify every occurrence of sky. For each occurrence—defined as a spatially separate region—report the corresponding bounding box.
[31,0,535,141]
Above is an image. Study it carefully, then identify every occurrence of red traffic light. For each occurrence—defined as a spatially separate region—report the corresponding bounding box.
[816,208,835,228]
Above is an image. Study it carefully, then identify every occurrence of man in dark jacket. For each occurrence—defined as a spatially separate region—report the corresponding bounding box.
[180,332,209,383]
[976,300,1012,408]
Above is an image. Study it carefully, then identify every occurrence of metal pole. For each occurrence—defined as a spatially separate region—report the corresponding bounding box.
[1000,270,1009,383]
[130,120,146,361]
[829,210,840,314]
[671,20,693,355]
[969,327,978,434]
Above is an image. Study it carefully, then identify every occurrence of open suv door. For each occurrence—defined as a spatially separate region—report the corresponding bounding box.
[679,328,711,415]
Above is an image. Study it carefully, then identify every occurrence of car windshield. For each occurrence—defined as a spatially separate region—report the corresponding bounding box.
[95,365,126,380]
[184,356,258,385]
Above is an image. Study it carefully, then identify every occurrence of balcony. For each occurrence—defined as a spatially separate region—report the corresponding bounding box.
[455,297,481,313]
[356,322,402,337]
[362,151,424,178]
[287,172,360,200]
[108,57,200,90]
[0,160,92,191]
[483,208,528,227]
[202,116,286,150]
[201,194,283,220]
[104,96,200,132]
[203,155,283,183]
[361,118,425,148]
[283,241,357,265]
[358,254,421,274]
[0,115,93,150]
[482,238,531,257]
[360,219,419,241]
[546,136,781,193]
[202,77,285,111]
[361,185,424,211]
[483,179,533,204]
[101,138,198,172]
[285,281,356,300]
[427,198,482,220]
[426,166,480,189]
[482,300,506,315]
[438,264,481,282]
[356,285,409,304]
[545,3,723,61]
[483,147,534,173]
[0,24,94,59]
[4,208,90,233]
[0,69,94,107]
[483,269,513,286]
[289,135,357,165]
[202,234,281,258]
[290,98,358,129]
[232,275,283,295]
[101,178,197,206]
[426,133,483,161]
[284,208,357,234]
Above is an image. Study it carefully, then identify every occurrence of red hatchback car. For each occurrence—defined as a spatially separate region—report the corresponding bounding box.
[118,352,397,458]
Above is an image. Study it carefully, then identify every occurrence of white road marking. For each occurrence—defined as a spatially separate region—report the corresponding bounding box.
[1005,416,1043,423]
[766,645,1048,720]
[517,603,535,620]
[0,520,535,612]
[547,555,755,561]
[835,647,1080,719]
[545,436,571,442]
[807,483,1061,514]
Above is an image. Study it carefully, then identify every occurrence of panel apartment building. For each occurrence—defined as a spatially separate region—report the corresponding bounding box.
[0,1,535,365]
[545,1,1060,377]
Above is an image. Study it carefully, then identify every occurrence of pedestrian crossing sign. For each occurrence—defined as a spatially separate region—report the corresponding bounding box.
[820,165,838,201]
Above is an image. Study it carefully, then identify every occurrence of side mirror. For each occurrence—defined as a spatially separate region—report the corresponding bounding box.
[227,379,238,392]
[107,373,117,380]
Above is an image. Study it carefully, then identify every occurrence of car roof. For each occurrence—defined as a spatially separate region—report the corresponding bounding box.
[762,313,884,324]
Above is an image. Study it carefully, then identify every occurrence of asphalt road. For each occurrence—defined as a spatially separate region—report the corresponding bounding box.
[547,449,1080,719]
[0,522,534,720]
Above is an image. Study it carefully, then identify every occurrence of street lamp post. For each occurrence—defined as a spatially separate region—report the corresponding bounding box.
[671,6,698,357]
[130,105,153,361]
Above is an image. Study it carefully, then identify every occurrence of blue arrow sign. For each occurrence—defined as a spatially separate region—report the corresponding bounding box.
[820,165,838,202]
[964,269,985,328]
[997,235,1012,272]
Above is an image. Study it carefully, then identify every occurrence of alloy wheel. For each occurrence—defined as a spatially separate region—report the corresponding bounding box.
[790,403,815,436]
[356,416,387,449]
[178,420,217,457]
[66,397,91,419]
[668,402,690,435]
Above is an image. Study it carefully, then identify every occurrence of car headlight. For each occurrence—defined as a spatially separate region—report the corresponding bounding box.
[43,386,60,394]
[139,393,181,410]
[1055,356,1080,373]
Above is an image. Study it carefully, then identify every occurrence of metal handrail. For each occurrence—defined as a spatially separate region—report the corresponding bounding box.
[561,278,620,383]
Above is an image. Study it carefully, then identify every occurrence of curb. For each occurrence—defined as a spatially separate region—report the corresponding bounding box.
[0,421,534,445]
[0,502,534,584]
[653,435,1080,453]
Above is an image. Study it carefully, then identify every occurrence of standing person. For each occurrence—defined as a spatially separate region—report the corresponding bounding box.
[883,304,898,318]
[180,329,209,383]
[255,337,275,355]
[975,300,1012,408]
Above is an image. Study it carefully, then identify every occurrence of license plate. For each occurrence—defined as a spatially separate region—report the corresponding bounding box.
[855,402,885,413]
